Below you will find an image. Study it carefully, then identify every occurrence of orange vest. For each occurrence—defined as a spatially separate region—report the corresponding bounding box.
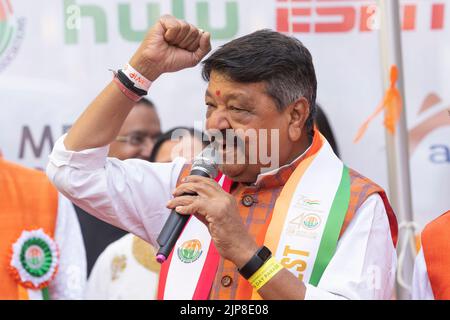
[421,211,450,300]
[174,164,397,299]
[0,158,58,300]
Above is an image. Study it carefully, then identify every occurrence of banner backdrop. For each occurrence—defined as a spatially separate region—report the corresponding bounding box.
[0,0,449,231]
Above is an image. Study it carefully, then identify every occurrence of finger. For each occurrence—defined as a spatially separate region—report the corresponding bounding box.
[178,24,199,49]
[166,195,197,209]
[175,197,209,219]
[183,175,217,185]
[193,31,211,62]
[172,182,212,197]
[176,206,209,228]
[175,202,200,215]
[160,15,182,43]
[183,175,221,190]
[185,30,203,52]
[172,20,191,45]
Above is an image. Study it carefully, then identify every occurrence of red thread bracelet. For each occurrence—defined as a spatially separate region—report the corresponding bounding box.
[112,75,142,102]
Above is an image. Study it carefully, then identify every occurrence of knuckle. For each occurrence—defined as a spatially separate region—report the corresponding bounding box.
[160,14,172,21]
[181,21,190,31]
[173,20,181,30]
[190,26,199,36]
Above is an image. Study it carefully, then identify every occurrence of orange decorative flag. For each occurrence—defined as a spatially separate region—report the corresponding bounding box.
[354,65,403,143]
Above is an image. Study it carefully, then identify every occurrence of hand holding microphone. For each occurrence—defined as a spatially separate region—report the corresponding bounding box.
[156,145,219,263]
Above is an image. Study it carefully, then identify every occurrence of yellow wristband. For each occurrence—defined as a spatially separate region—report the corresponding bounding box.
[248,257,283,290]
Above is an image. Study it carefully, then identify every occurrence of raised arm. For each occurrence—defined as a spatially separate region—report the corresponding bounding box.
[46,15,209,246]
[64,15,211,151]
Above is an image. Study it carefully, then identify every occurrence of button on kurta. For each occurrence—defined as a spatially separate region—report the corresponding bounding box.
[221,275,233,287]
[241,195,255,207]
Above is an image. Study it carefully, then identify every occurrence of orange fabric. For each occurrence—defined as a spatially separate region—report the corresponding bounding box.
[339,169,398,246]
[0,159,58,300]
[421,211,450,300]
[17,286,29,300]
[354,65,403,143]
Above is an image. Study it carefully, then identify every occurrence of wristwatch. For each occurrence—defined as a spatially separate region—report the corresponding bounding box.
[238,246,272,279]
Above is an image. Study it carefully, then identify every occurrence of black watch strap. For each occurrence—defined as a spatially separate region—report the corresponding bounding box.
[238,246,272,280]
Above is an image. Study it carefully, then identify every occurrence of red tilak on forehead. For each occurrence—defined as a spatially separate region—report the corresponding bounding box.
[215,90,221,97]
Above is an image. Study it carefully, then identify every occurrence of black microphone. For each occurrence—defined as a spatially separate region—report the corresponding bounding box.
[156,145,219,263]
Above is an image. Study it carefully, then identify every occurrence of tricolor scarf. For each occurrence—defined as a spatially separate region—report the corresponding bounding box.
[158,132,350,300]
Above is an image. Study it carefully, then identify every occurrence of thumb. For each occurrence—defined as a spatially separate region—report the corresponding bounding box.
[159,14,181,43]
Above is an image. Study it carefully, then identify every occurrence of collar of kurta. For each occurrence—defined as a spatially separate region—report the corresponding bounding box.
[231,134,314,191]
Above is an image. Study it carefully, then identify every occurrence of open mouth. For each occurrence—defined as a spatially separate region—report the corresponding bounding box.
[206,132,245,165]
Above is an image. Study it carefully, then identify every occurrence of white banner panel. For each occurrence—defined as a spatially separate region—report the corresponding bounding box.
[0,0,449,230]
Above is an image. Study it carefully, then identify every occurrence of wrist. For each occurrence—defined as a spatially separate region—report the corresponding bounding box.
[237,245,272,279]
[232,242,259,270]
[129,54,161,82]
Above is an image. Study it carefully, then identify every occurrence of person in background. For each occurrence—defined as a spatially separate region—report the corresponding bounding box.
[74,97,162,275]
[412,210,450,300]
[108,98,162,161]
[85,127,206,299]
[0,156,86,299]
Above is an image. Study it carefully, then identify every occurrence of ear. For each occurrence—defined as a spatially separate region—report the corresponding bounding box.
[287,97,310,142]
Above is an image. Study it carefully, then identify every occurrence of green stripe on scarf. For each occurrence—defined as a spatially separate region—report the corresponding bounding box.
[309,166,351,286]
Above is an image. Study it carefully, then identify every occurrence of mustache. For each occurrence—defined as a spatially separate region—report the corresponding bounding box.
[205,129,246,148]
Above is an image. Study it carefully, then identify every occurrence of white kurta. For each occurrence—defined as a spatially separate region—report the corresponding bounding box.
[411,248,434,300]
[85,233,159,300]
[47,193,87,299]
[47,134,397,300]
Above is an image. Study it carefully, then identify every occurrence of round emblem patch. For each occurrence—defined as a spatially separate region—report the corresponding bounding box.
[0,0,26,73]
[177,239,203,263]
[21,239,52,277]
[9,229,59,289]
[302,214,321,230]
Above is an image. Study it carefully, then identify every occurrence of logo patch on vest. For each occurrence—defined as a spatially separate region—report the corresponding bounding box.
[177,239,203,264]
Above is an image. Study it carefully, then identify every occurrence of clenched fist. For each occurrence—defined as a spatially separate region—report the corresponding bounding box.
[129,15,211,81]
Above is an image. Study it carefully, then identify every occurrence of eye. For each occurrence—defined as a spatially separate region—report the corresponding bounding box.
[206,102,216,109]
[129,134,145,145]
[229,105,248,113]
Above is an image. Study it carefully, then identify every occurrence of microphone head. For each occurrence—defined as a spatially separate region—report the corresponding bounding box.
[191,144,219,179]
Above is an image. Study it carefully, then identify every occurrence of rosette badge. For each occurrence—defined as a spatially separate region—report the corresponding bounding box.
[9,229,59,289]
[0,0,26,72]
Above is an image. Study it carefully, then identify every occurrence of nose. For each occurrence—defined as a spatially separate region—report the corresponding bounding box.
[139,138,154,159]
[206,107,231,131]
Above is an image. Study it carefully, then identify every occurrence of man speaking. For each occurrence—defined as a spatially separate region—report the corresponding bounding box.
[47,15,398,300]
